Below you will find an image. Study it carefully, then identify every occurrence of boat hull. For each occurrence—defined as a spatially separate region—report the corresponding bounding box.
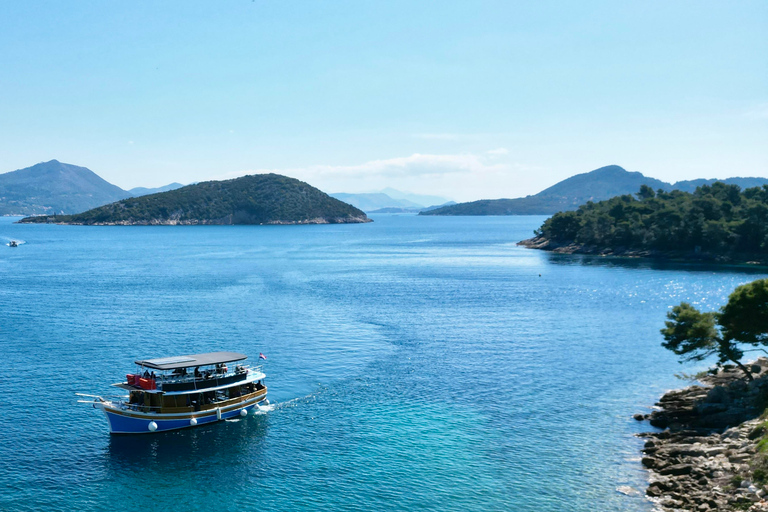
[100,392,268,434]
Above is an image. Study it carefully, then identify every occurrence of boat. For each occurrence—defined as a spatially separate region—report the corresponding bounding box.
[78,351,268,434]
[8,240,18,247]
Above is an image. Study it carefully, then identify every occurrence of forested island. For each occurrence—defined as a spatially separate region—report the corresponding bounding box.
[519,182,768,264]
[19,174,370,226]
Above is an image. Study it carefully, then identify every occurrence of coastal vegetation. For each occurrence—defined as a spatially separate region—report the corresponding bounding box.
[638,279,768,510]
[661,279,768,380]
[639,362,768,511]
[523,182,768,263]
[20,174,370,225]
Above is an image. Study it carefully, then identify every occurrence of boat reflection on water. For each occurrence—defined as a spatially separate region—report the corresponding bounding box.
[106,410,270,471]
[544,251,768,275]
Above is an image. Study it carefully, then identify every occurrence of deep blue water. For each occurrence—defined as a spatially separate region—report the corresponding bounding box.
[1,215,766,511]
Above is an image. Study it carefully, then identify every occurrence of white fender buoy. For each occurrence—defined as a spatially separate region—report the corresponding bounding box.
[216,408,222,420]
[264,399,270,405]
[190,417,197,426]
[239,408,247,417]
[148,421,158,432]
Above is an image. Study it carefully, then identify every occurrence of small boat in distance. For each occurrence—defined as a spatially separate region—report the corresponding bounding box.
[8,240,18,247]
[78,351,268,434]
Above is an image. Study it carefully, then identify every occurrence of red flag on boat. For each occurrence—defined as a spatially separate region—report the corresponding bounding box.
[259,353,267,361]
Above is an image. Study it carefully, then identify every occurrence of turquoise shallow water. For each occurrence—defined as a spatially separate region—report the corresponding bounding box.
[1,215,766,511]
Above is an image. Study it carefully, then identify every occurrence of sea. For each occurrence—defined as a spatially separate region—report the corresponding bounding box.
[1,214,765,512]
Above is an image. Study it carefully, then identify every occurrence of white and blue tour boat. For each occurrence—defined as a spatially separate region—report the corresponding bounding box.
[78,351,268,434]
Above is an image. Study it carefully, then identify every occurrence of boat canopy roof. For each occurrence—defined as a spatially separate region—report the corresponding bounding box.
[135,351,247,370]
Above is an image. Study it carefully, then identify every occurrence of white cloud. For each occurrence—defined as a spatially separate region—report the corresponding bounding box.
[213,151,542,201]
[218,152,508,180]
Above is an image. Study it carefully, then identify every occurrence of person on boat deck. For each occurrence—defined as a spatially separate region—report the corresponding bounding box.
[194,367,201,378]
[143,370,150,378]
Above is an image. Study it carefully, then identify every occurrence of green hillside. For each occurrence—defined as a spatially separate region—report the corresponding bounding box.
[521,183,768,262]
[20,174,370,225]
[0,160,131,215]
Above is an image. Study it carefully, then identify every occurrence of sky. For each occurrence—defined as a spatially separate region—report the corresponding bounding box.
[0,1,766,202]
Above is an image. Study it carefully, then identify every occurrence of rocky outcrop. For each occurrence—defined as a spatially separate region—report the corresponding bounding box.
[34,215,371,226]
[516,235,747,263]
[638,360,768,511]
[518,235,652,257]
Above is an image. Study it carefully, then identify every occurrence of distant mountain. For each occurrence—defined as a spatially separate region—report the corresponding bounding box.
[129,183,185,197]
[21,174,371,225]
[0,160,131,215]
[421,165,768,216]
[330,192,423,212]
[379,188,451,209]
[331,190,452,212]
[369,201,458,214]
[670,177,768,194]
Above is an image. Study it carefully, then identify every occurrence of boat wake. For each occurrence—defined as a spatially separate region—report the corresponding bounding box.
[3,237,25,247]
[254,401,276,415]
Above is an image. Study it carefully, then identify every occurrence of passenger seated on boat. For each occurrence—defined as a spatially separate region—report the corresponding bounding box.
[194,367,201,378]
[143,370,150,378]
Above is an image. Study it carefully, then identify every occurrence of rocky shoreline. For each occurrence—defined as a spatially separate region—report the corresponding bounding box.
[517,235,766,265]
[18,215,372,226]
[637,359,768,511]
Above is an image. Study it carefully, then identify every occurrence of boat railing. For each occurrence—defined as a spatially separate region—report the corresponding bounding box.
[118,402,163,413]
[129,364,264,391]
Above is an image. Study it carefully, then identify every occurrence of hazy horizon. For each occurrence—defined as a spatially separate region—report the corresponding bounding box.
[1,1,766,202]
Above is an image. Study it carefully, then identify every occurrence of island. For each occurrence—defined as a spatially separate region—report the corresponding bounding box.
[19,174,371,226]
[518,182,768,264]
[419,165,768,217]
